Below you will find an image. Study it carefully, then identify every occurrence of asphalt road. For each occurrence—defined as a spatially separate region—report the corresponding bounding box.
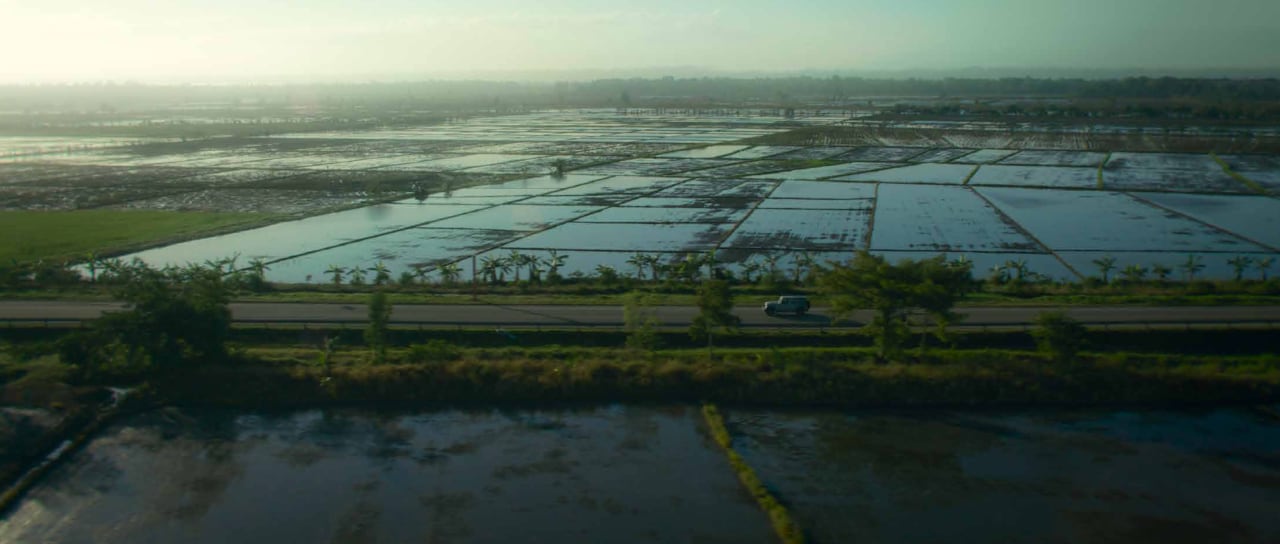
[3,301,1280,329]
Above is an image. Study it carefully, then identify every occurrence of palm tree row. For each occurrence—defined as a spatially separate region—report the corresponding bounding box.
[1091,254,1275,284]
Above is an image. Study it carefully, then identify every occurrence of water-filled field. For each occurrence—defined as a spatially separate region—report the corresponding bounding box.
[2,109,1276,281]
[727,407,1280,544]
[4,406,1278,543]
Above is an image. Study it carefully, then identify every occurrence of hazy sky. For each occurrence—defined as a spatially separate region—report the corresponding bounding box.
[2,0,1278,82]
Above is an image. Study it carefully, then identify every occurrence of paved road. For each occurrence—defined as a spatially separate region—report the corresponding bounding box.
[3,300,1280,329]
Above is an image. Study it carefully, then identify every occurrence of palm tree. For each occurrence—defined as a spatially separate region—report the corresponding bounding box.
[1256,256,1276,281]
[372,261,391,286]
[702,249,718,279]
[761,253,781,283]
[1120,264,1148,283]
[1151,263,1173,282]
[1092,255,1117,284]
[988,264,1010,285]
[326,265,346,286]
[792,251,815,285]
[740,257,762,284]
[84,251,100,283]
[1004,259,1029,284]
[348,266,367,285]
[411,263,432,285]
[437,262,462,285]
[203,255,234,276]
[247,258,270,283]
[479,256,500,284]
[495,256,513,284]
[644,254,663,282]
[676,254,701,284]
[544,249,568,281]
[626,252,650,280]
[1180,254,1204,282]
[1227,256,1253,282]
[507,250,524,283]
[525,254,544,284]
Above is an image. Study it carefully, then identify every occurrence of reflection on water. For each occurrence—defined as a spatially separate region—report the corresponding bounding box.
[0,406,772,544]
[728,408,1280,544]
[6,406,1279,544]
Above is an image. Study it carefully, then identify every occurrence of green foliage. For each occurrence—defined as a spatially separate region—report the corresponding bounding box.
[405,340,461,363]
[594,265,620,286]
[1031,312,1088,363]
[364,290,392,364]
[0,210,272,265]
[622,291,661,352]
[689,279,739,351]
[159,343,1280,408]
[818,251,974,359]
[1181,254,1205,282]
[326,265,345,286]
[1227,256,1253,282]
[1092,256,1117,284]
[0,353,72,407]
[57,259,232,380]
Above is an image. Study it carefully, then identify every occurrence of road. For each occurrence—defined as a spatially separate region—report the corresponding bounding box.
[2,301,1280,329]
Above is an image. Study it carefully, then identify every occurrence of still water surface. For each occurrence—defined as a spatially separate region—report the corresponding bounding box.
[2,406,1278,543]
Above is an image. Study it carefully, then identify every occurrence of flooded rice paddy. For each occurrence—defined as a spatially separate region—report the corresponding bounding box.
[3,406,1278,543]
[2,109,1278,281]
[728,407,1280,544]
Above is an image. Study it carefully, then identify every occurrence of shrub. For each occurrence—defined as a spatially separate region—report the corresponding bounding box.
[1031,312,1087,363]
[404,340,461,363]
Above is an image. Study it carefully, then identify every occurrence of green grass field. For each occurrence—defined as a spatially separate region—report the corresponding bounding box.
[0,210,277,264]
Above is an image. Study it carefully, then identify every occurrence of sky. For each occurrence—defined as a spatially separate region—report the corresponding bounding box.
[2,0,1278,83]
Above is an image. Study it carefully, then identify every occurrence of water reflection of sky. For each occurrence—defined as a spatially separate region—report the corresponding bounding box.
[0,407,774,544]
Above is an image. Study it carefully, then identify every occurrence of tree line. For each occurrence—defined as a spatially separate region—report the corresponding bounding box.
[4,76,1277,113]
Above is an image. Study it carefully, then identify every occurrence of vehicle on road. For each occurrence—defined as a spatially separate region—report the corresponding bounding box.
[763,295,810,316]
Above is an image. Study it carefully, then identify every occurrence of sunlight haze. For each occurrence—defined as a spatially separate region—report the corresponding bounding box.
[2,0,1279,82]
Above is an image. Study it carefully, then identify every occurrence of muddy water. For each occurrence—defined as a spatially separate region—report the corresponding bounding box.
[0,406,773,544]
[727,408,1280,544]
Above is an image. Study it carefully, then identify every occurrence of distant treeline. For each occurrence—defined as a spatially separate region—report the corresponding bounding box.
[1,76,1278,112]
[582,76,1280,103]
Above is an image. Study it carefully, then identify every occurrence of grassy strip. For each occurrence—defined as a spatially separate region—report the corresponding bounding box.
[702,403,805,544]
[0,210,278,264]
[1211,153,1268,194]
[1096,152,1111,189]
[147,348,1280,407]
[961,164,980,185]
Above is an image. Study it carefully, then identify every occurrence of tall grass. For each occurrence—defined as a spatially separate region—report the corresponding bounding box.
[702,404,805,544]
[150,347,1280,408]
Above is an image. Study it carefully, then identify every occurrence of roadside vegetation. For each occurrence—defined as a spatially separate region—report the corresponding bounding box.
[1,256,1275,411]
[4,245,1279,309]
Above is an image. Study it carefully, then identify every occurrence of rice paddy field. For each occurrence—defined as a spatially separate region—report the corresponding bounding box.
[3,109,1278,282]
